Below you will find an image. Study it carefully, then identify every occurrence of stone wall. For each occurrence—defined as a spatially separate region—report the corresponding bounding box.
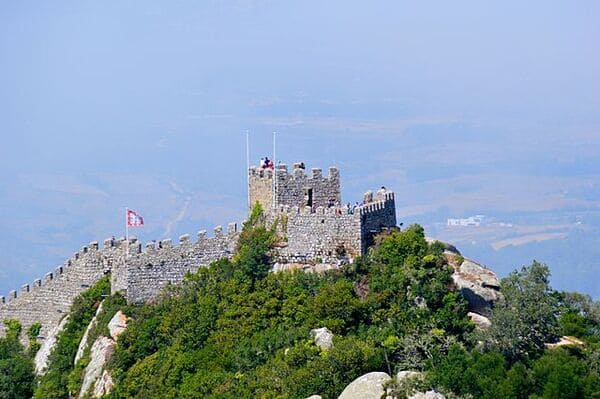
[274,206,362,262]
[0,241,122,339]
[359,191,397,250]
[118,224,239,304]
[272,189,397,263]
[0,222,239,338]
[249,163,341,212]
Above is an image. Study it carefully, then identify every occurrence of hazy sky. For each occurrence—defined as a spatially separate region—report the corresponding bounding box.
[1,1,599,296]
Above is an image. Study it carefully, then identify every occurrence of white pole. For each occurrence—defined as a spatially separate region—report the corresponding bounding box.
[246,130,251,210]
[272,131,277,209]
[125,207,129,259]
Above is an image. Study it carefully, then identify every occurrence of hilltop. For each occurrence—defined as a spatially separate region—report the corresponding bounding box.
[1,212,599,398]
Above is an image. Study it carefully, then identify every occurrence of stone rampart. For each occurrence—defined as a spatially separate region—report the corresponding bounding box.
[119,224,239,304]
[0,241,120,339]
[274,205,362,262]
[359,191,397,250]
[272,189,396,263]
[0,222,240,338]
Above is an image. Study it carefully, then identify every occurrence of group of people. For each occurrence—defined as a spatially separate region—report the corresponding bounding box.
[326,199,362,215]
[260,157,274,169]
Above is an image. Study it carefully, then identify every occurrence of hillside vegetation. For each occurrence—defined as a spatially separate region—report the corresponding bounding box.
[1,205,600,398]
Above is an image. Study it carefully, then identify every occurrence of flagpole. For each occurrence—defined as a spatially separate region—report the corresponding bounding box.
[125,207,129,259]
[246,130,251,211]
[272,131,277,210]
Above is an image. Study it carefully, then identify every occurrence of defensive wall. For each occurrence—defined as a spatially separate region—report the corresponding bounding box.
[0,161,397,340]
[271,190,396,263]
[0,223,239,339]
[116,224,239,304]
[0,241,117,339]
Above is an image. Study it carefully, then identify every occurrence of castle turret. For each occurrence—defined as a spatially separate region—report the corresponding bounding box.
[248,162,341,215]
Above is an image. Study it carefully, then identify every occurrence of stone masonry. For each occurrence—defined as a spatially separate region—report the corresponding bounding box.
[254,163,397,262]
[0,161,396,340]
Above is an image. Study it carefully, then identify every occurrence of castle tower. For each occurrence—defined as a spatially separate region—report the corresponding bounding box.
[248,162,341,214]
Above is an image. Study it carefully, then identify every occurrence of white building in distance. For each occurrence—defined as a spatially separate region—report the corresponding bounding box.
[447,215,485,227]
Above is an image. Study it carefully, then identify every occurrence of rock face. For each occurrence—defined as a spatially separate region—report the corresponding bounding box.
[34,315,69,375]
[75,301,104,365]
[311,327,334,350]
[338,371,391,399]
[468,311,492,330]
[93,369,114,398]
[108,310,128,340]
[448,254,501,316]
[79,336,116,398]
[77,310,129,398]
[545,335,585,349]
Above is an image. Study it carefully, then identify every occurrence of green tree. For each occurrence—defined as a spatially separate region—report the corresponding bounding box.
[0,320,35,399]
[233,202,277,282]
[481,261,559,362]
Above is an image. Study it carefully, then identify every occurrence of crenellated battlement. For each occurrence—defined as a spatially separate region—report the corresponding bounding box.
[0,222,240,338]
[249,162,341,212]
[115,222,239,304]
[249,163,339,181]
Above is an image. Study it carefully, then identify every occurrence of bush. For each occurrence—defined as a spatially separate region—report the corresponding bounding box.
[0,320,35,399]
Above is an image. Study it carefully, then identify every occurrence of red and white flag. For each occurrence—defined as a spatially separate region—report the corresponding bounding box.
[126,209,144,227]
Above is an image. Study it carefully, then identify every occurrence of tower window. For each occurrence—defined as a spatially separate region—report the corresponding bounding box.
[305,188,313,207]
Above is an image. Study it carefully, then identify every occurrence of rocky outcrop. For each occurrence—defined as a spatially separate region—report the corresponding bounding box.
[93,369,114,398]
[545,335,585,349]
[75,301,104,365]
[311,327,334,350]
[77,311,129,398]
[446,251,501,316]
[34,315,69,375]
[468,311,492,330]
[108,310,128,340]
[79,336,116,398]
[338,371,390,399]
[330,370,446,399]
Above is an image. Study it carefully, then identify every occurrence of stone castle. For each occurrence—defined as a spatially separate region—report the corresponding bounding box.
[0,162,397,338]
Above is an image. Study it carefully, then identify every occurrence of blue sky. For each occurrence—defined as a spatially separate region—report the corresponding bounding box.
[1,1,599,297]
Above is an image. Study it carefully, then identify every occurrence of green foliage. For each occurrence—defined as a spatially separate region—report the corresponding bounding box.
[104,224,474,398]
[27,322,42,356]
[233,202,277,282]
[0,320,35,399]
[428,344,600,399]
[3,320,22,342]
[557,291,600,343]
[34,276,111,399]
[479,261,560,362]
